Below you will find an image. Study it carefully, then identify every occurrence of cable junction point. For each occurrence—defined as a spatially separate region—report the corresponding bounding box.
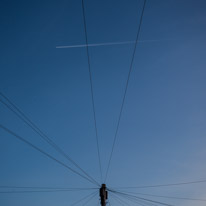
[99,184,108,206]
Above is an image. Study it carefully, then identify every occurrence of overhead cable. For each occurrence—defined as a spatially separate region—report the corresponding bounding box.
[111,191,156,206]
[70,191,97,206]
[109,190,175,206]
[111,189,206,202]
[82,191,98,206]
[0,189,96,194]
[0,124,98,185]
[105,0,147,182]
[0,92,99,186]
[111,179,206,189]
[0,186,97,190]
[81,0,103,182]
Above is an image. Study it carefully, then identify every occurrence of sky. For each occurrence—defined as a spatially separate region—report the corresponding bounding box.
[0,0,206,206]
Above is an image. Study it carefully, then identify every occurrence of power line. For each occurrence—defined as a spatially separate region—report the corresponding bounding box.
[104,0,147,183]
[110,193,130,206]
[0,93,99,186]
[81,0,103,183]
[70,191,97,206]
[111,192,156,206]
[82,191,98,206]
[0,92,99,186]
[117,194,159,206]
[111,179,206,189]
[97,199,100,206]
[109,190,172,206]
[110,189,206,202]
[110,190,175,206]
[0,186,97,190]
[0,189,97,194]
[107,200,112,206]
[110,196,125,206]
[0,124,98,185]
[119,191,206,202]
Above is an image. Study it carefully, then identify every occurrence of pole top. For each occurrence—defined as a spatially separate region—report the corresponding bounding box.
[101,184,106,188]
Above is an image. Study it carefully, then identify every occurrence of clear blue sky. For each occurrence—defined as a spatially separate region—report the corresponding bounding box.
[0,0,206,206]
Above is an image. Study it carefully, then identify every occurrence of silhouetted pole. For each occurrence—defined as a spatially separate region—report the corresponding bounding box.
[99,184,108,206]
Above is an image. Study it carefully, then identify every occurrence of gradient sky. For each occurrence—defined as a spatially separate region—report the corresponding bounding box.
[0,0,206,206]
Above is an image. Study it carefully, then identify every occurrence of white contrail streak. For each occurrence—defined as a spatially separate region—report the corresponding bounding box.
[56,39,171,49]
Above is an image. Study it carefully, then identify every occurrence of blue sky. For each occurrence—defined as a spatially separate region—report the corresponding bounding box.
[0,0,206,206]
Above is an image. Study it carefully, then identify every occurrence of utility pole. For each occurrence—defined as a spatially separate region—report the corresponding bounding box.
[99,184,108,206]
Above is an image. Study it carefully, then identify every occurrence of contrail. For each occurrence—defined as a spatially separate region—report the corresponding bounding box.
[56,39,171,49]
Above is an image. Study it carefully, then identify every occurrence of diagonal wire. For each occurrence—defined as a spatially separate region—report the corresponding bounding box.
[97,199,100,206]
[0,92,99,186]
[104,0,147,183]
[0,186,97,190]
[110,193,130,206]
[0,124,98,185]
[110,196,125,206]
[113,190,206,202]
[109,190,175,206]
[70,191,97,206]
[0,189,97,194]
[111,192,156,206]
[121,194,164,206]
[81,0,103,183]
[116,193,158,206]
[82,191,98,206]
[111,179,206,189]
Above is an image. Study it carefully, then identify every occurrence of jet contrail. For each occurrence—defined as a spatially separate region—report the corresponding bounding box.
[56,39,172,49]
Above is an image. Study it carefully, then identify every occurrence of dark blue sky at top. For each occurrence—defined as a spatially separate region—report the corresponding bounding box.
[0,0,206,206]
